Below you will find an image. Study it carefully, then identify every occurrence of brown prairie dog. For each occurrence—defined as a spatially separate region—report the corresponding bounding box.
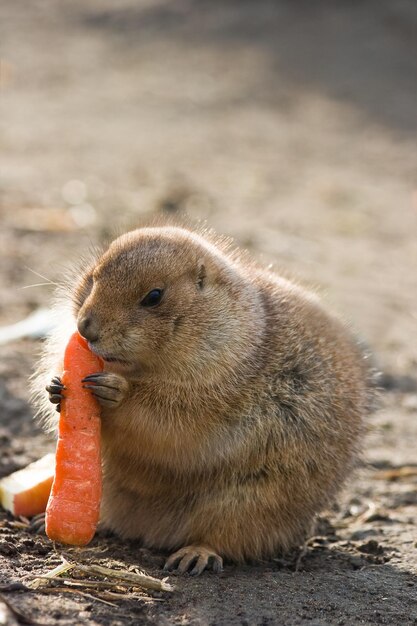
[34,225,374,575]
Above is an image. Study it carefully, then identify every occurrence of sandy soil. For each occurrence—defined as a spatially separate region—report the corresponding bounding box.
[1,1,416,624]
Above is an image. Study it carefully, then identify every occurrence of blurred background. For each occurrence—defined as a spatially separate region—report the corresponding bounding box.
[1,1,416,385]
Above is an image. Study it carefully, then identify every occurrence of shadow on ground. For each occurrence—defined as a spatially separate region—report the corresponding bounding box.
[78,0,417,133]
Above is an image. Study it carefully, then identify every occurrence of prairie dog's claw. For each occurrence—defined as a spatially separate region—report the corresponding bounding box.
[164,545,223,576]
[82,372,129,408]
[46,375,65,412]
[30,512,46,535]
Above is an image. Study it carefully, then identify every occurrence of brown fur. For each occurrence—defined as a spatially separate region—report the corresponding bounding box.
[32,225,374,569]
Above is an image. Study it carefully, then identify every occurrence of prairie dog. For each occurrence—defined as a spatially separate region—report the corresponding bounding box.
[34,225,373,574]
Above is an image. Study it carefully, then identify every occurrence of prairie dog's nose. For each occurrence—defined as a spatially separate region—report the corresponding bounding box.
[77,313,99,343]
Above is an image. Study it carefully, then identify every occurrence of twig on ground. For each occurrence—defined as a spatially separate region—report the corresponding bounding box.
[35,586,118,607]
[294,542,309,572]
[373,466,417,481]
[73,563,174,592]
[7,550,173,611]
[27,556,74,589]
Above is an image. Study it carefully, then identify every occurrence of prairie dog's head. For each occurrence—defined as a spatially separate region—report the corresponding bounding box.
[73,227,258,380]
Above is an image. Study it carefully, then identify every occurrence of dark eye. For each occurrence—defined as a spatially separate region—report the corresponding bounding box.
[141,289,163,307]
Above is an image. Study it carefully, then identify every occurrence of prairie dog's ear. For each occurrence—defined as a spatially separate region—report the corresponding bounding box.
[196,260,206,290]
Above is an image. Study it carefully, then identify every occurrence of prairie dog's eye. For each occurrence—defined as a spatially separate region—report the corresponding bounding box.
[141,289,163,307]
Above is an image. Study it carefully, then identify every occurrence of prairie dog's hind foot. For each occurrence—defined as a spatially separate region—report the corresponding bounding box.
[82,372,129,408]
[164,545,223,576]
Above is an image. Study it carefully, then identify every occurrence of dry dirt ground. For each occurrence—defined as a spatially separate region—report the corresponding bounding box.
[1,1,417,625]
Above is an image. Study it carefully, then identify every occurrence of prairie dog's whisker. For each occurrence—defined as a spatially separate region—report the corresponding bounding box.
[20,283,57,289]
[24,266,59,286]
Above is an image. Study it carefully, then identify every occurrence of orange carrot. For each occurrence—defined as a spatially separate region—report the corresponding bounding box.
[45,331,103,546]
[0,454,55,518]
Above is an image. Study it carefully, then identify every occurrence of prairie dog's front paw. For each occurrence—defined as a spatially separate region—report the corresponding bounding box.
[82,372,129,408]
[46,376,65,413]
